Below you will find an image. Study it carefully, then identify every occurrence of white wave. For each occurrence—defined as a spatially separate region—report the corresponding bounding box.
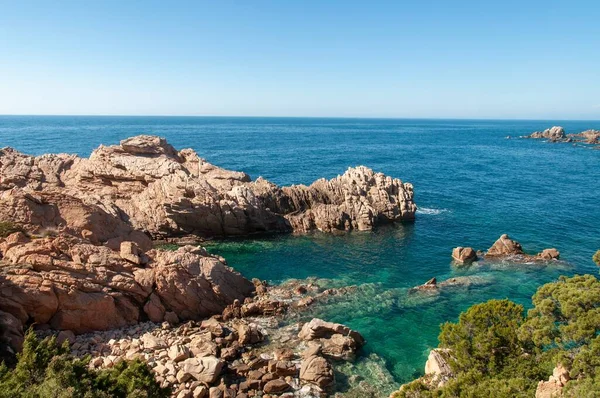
[416,207,449,215]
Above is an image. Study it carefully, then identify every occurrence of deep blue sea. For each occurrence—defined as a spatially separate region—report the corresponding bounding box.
[1,116,598,392]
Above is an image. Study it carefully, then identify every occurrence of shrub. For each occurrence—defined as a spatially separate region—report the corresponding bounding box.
[0,330,170,398]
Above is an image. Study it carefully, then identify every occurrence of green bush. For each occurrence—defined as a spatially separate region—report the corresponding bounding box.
[394,275,600,397]
[0,221,24,238]
[593,250,600,266]
[0,330,170,398]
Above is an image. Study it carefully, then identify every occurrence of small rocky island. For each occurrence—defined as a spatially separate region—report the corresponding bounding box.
[523,126,600,147]
[0,135,418,397]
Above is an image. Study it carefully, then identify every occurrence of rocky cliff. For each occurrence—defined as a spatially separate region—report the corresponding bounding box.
[0,135,417,240]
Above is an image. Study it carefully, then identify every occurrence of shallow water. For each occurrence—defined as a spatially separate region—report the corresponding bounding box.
[1,116,598,390]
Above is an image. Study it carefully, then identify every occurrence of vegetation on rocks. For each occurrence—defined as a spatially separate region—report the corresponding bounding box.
[593,250,600,266]
[0,222,24,238]
[394,274,600,398]
[0,330,169,398]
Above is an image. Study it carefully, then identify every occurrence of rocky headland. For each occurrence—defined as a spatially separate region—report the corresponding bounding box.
[0,135,416,241]
[0,135,418,397]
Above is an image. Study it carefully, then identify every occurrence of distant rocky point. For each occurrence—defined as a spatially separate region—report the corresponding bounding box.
[523,126,600,146]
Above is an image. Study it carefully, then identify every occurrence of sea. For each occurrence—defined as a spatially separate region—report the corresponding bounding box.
[1,116,598,393]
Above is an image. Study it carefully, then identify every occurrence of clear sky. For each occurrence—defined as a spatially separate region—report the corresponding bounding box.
[1,0,599,119]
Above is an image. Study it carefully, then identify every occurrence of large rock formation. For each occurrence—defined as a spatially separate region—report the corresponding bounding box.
[0,232,254,333]
[0,135,417,239]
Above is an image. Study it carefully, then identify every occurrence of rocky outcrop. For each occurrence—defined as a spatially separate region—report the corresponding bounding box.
[485,234,525,257]
[451,247,477,264]
[424,349,454,388]
[536,365,570,398]
[0,232,254,333]
[525,126,600,146]
[527,126,566,142]
[484,234,559,262]
[0,135,416,239]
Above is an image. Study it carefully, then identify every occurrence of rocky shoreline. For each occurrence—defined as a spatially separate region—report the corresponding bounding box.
[0,135,418,397]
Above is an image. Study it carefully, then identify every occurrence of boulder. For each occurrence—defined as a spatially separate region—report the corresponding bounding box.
[299,355,334,389]
[177,356,224,384]
[298,318,364,360]
[263,379,290,394]
[537,248,560,260]
[451,247,477,264]
[298,318,364,345]
[485,234,524,258]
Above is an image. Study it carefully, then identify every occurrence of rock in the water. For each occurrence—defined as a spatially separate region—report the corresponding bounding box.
[536,248,560,260]
[298,318,364,346]
[298,318,364,360]
[485,234,524,258]
[451,247,477,264]
[528,126,566,142]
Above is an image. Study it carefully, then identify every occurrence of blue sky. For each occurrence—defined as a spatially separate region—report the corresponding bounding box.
[1,0,599,119]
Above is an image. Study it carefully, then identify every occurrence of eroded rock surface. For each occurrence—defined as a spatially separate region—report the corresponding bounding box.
[0,135,416,239]
[484,234,559,262]
[0,232,254,333]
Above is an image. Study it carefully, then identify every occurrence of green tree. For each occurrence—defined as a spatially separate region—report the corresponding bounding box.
[518,275,600,349]
[0,330,169,398]
[439,299,525,375]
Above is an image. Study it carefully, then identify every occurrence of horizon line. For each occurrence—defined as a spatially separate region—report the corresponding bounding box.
[1,114,600,122]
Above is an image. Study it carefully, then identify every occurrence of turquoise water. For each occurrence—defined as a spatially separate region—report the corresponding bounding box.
[1,116,599,387]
